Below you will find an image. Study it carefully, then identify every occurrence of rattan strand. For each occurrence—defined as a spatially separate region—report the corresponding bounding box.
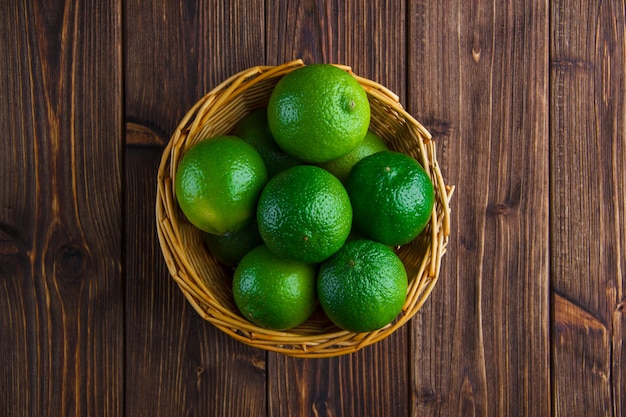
[156,59,454,358]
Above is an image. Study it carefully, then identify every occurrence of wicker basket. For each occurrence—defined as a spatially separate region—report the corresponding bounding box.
[156,59,454,358]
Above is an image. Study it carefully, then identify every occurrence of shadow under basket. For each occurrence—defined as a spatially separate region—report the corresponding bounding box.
[156,59,454,358]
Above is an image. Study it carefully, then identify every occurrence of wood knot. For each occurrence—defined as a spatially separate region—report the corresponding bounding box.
[487,202,513,216]
[472,46,481,63]
[414,388,439,405]
[125,121,167,146]
[55,243,90,280]
[0,222,23,255]
[494,203,511,215]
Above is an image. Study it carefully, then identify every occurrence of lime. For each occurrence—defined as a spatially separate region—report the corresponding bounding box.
[317,129,388,182]
[233,244,318,331]
[267,64,370,163]
[257,165,352,264]
[203,219,263,267]
[346,151,434,246]
[232,108,302,177]
[317,239,408,332]
[175,136,268,235]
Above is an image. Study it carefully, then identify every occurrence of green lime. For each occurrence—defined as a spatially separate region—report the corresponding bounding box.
[257,165,352,264]
[203,219,263,267]
[317,129,388,182]
[233,244,318,331]
[317,239,408,332]
[232,108,302,177]
[175,136,268,235]
[346,151,435,246]
[267,64,370,163]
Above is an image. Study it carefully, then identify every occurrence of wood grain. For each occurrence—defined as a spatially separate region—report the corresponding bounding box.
[408,1,551,415]
[264,0,406,99]
[550,0,625,415]
[268,334,410,417]
[265,2,410,416]
[0,1,123,416]
[2,1,625,416]
[123,1,268,416]
[124,0,266,138]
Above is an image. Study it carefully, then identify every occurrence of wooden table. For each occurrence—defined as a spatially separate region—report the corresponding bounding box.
[1,1,624,415]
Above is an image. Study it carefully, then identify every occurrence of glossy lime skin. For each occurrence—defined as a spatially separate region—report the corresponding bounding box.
[317,239,408,332]
[267,64,371,163]
[175,136,268,235]
[257,165,353,264]
[346,151,435,247]
[233,244,318,331]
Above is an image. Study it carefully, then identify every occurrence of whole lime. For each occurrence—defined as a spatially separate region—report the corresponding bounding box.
[267,64,370,163]
[317,239,408,332]
[346,151,434,246]
[233,244,318,331]
[257,165,352,264]
[175,136,268,235]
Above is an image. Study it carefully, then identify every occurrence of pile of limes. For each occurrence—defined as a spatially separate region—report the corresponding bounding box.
[175,64,435,333]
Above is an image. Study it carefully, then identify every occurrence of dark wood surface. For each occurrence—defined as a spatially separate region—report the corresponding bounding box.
[1,1,624,415]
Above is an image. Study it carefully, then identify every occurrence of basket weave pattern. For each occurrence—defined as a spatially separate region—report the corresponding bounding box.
[156,60,453,358]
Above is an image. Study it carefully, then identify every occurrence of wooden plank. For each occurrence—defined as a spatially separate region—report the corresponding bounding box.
[124,148,267,416]
[408,1,550,415]
[0,1,123,416]
[268,334,410,417]
[550,0,625,415]
[264,0,406,98]
[123,1,267,415]
[124,0,267,138]
[266,2,410,416]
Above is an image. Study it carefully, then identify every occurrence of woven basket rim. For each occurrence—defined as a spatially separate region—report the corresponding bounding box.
[156,60,454,358]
